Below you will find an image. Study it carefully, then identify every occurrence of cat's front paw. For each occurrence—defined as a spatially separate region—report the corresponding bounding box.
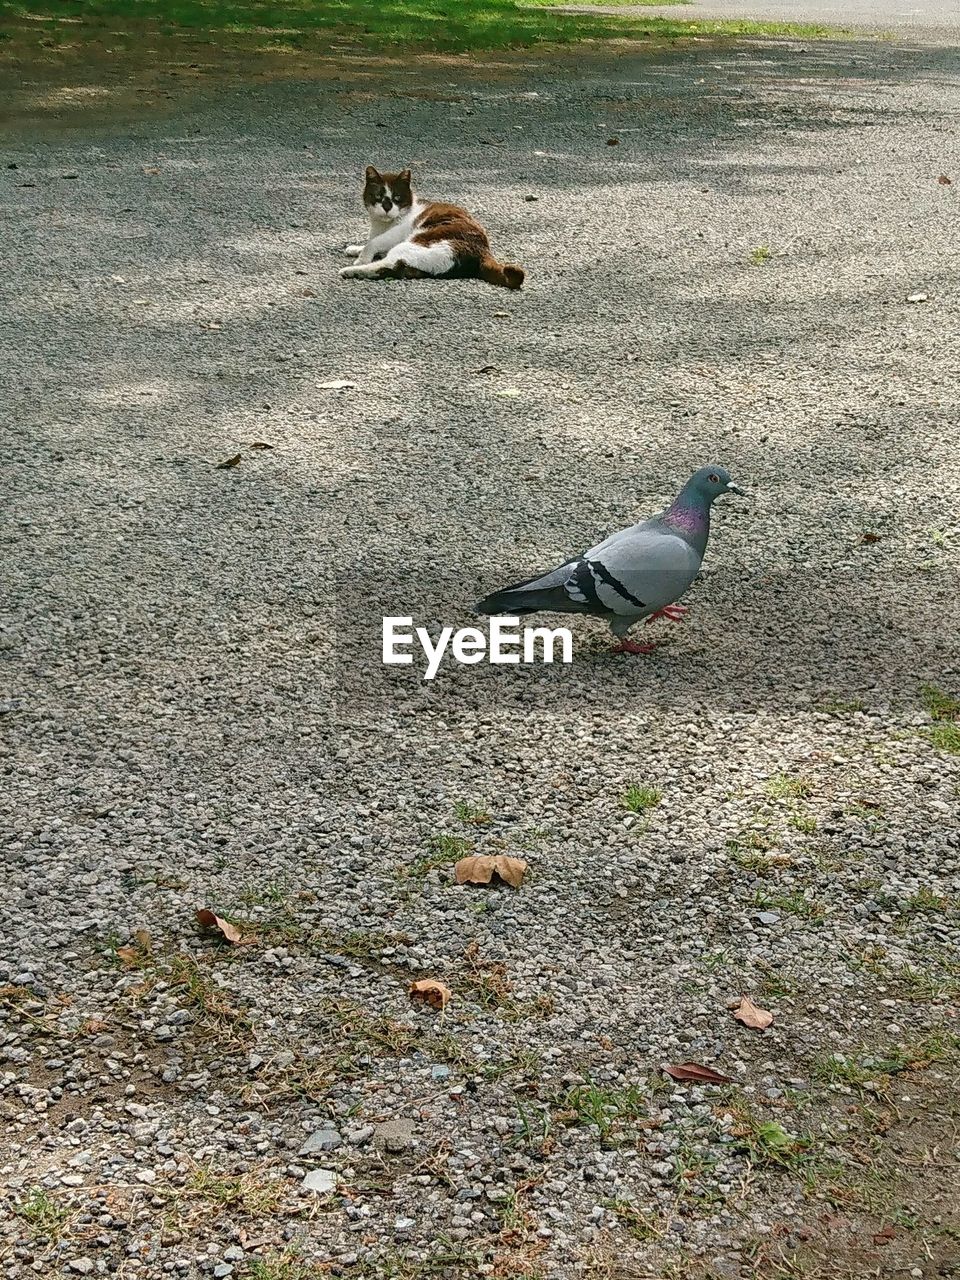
[339,264,364,279]
[343,244,363,258]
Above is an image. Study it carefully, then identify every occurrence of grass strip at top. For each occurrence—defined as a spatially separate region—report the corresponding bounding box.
[0,0,853,52]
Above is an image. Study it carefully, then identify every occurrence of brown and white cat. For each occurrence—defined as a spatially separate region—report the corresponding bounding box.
[340,166,524,289]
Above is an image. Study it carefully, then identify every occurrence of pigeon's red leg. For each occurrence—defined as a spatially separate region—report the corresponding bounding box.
[611,639,657,656]
[647,604,689,624]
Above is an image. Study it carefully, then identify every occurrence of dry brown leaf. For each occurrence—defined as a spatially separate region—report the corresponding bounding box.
[299,287,317,297]
[215,454,242,469]
[195,908,250,945]
[454,854,528,889]
[473,364,499,374]
[873,1224,896,1245]
[606,137,620,146]
[663,1061,733,1084]
[937,174,952,185]
[248,442,274,450]
[142,166,160,175]
[409,979,452,1009]
[733,995,774,1030]
[860,531,882,544]
[132,927,152,952]
[115,945,140,967]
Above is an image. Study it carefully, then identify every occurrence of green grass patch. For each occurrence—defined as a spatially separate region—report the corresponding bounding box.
[765,773,814,799]
[928,721,960,755]
[13,1188,71,1241]
[558,1081,649,1144]
[0,0,854,53]
[403,833,472,878]
[622,782,662,814]
[752,888,825,920]
[921,682,960,721]
[814,1032,958,1092]
[728,1114,814,1172]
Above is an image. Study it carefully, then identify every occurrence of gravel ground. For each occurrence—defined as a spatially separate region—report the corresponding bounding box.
[2,31,960,1280]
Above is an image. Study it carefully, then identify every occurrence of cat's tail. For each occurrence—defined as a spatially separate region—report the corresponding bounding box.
[478,254,525,290]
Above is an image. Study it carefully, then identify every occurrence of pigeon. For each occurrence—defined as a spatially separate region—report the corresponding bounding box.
[474,465,746,654]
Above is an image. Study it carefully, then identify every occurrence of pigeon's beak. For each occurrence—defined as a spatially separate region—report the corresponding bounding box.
[726,483,747,497]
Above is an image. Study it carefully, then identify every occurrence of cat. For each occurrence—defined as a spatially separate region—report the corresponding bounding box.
[339,166,524,290]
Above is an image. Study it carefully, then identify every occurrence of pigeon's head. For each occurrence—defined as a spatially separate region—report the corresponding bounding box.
[689,465,746,502]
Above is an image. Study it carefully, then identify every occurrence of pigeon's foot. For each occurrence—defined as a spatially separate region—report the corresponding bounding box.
[611,639,656,656]
[647,604,689,624]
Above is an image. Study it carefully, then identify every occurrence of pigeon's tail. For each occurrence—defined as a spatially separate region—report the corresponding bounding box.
[478,253,525,290]
[475,564,584,617]
[475,585,566,616]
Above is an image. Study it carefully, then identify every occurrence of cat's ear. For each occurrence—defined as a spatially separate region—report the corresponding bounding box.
[365,165,380,181]
[397,169,412,183]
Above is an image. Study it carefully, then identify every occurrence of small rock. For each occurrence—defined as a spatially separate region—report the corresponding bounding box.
[299,1128,342,1155]
[756,911,780,926]
[68,1261,94,1276]
[345,1125,375,1146]
[375,1118,416,1153]
[301,1168,337,1195]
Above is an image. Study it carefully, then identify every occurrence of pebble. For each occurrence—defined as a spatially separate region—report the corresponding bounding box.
[301,1169,337,1195]
[299,1128,342,1155]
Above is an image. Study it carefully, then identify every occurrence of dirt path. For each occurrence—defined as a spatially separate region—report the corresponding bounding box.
[2,30,960,1280]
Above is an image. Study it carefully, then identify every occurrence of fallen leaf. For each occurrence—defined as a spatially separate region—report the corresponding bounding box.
[860,531,882,544]
[873,1224,896,1245]
[298,287,317,297]
[454,854,528,889]
[215,454,242,469]
[906,291,929,303]
[937,174,952,185]
[248,442,274,450]
[606,137,620,146]
[409,979,452,1009]
[524,194,538,202]
[663,1061,733,1084]
[497,387,521,398]
[473,364,499,374]
[195,908,251,944]
[142,166,160,175]
[733,995,774,1030]
[492,311,509,318]
[317,379,356,391]
[115,945,140,967]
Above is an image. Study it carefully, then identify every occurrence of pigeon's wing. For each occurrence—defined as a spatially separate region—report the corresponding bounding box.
[576,522,702,618]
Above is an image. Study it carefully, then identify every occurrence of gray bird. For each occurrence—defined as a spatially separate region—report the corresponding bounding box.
[474,465,746,654]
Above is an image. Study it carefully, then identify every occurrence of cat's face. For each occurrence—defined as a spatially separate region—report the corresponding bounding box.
[363,165,413,222]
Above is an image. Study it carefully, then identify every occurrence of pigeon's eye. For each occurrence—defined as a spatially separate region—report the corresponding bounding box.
[709,473,720,484]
